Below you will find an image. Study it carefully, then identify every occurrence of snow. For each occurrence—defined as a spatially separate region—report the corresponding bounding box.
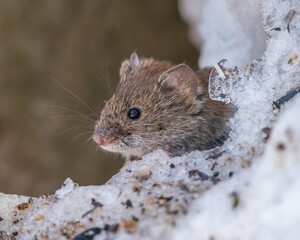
[179,0,267,68]
[169,95,300,240]
[55,178,78,199]
[1,0,300,239]
[0,193,30,232]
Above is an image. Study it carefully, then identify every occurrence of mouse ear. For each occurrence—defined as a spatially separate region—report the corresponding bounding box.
[120,52,140,80]
[158,64,198,96]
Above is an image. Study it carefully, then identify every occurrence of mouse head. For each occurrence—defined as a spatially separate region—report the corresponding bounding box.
[93,53,204,158]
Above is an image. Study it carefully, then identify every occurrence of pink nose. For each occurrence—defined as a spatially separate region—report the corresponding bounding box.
[93,135,106,146]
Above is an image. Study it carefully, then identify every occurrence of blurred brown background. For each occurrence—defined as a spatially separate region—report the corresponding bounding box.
[0,1,198,196]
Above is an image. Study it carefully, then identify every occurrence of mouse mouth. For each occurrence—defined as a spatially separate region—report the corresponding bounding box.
[93,123,152,157]
[99,141,130,153]
[93,131,147,157]
[92,131,129,152]
[97,139,145,157]
[92,132,118,148]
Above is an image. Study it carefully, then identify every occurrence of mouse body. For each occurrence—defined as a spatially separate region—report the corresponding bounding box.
[93,53,231,160]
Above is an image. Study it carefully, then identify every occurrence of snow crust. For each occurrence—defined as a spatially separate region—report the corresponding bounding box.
[1,0,300,239]
[169,95,300,240]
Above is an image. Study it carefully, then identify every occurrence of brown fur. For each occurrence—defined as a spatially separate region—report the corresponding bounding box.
[93,53,231,159]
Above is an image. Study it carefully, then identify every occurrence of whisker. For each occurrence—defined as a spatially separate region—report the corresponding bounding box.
[85,136,94,144]
[59,126,93,136]
[38,104,97,122]
[72,131,94,142]
[52,79,98,118]
[52,115,95,124]
[105,51,113,95]
[95,51,114,96]
[95,73,111,96]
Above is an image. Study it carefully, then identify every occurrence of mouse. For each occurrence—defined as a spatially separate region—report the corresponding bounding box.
[93,53,232,160]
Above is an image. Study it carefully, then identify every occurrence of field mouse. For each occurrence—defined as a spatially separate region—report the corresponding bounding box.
[93,53,231,160]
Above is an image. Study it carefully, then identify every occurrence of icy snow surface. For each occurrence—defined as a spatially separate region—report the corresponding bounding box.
[1,0,300,239]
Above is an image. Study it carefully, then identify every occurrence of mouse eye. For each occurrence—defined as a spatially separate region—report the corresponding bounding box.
[128,108,141,120]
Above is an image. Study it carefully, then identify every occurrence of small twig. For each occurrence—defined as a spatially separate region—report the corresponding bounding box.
[287,10,297,33]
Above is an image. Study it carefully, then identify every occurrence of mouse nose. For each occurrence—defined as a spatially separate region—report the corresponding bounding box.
[93,134,106,146]
[93,125,107,146]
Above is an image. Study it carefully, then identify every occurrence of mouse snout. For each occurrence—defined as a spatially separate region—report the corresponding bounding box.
[93,134,106,146]
[93,125,108,146]
[93,123,126,147]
